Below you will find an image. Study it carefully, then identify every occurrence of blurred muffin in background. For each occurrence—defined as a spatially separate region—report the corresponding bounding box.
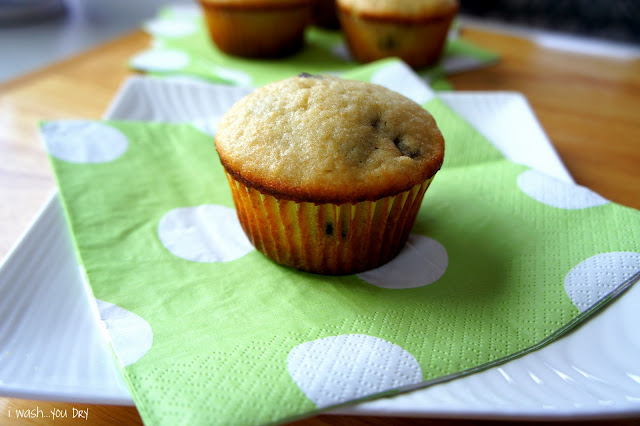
[310,0,340,29]
[336,0,459,68]
[198,0,312,58]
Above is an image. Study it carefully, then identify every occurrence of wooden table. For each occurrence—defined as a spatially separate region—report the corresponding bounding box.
[1,24,639,426]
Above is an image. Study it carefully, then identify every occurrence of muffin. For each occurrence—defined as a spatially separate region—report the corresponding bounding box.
[311,0,340,29]
[215,74,444,275]
[336,0,459,68]
[198,0,312,58]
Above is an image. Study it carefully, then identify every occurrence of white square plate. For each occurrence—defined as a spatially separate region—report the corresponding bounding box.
[1,76,638,420]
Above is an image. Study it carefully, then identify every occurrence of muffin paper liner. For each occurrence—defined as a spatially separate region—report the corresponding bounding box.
[226,171,433,274]
[198,1,310,58]
[338,7,456,68]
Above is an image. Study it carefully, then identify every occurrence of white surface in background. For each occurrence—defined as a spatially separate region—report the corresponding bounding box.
[0,0,195,83]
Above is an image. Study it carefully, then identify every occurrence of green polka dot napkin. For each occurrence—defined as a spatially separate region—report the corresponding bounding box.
[41,60,639,425]
[130,4,498,90]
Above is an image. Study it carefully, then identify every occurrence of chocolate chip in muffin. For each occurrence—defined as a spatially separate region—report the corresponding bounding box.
[393,135,421,159]
[378,33,397,50]
[325,221,334,236]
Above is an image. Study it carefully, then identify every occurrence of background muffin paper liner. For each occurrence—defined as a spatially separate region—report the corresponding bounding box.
[40,60,640,425]
[131,4,498,90]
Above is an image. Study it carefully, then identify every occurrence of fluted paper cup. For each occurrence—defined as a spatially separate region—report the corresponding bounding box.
[225,171,434,275]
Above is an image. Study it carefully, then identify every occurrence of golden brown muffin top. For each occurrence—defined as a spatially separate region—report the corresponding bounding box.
[215,75,444,204]
[337,0,458,19]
